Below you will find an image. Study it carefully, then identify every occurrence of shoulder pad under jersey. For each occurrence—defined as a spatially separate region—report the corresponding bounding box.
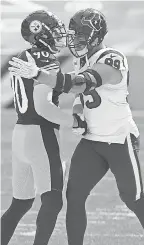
[18,47,60,70]
[96,48,128,71]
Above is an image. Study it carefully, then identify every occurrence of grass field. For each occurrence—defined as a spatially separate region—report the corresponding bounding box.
[1,108,144,245]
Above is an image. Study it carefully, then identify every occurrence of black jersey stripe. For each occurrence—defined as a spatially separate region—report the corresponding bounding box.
[40,126,63,191]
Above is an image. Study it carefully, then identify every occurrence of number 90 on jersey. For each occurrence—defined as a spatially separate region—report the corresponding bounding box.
[11,75,28,114]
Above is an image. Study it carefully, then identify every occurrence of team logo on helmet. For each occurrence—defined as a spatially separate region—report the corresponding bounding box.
[81,13,102,32]
[29,20,42,34]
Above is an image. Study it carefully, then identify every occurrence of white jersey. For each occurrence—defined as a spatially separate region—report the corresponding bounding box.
[73,47,139,144]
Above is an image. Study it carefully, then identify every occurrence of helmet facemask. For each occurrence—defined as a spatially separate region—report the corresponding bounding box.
[36,22,67,53]
[52,24,67,51]
[67,28,105,58]
[67,30,89,58]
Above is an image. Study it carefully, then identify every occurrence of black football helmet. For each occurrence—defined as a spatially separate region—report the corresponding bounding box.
[67,8,108,58]
[21,10,67,53]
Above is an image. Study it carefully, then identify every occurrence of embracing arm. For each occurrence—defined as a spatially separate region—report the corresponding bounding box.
[33,84,88,133]
[35,49,126,93]
[35,62,121,94]
[33,84,74,127]
[9,51,123,94]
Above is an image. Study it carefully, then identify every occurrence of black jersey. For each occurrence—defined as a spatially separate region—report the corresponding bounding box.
[11,47,61,129]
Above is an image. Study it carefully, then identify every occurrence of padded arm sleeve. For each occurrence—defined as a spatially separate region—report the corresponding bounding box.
[36,69,101,94]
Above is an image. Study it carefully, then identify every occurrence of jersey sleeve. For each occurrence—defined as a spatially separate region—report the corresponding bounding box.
[30,47,60,71]
[17,49,30,61]
[17,48,60,71]
[96,49,128,71]
[30,48,62,106]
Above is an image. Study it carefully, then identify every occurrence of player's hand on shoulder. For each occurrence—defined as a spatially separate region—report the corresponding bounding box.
[72,113,87,135]
[31,47,60,71]
[8,51,39,79]
[9,48,60,80]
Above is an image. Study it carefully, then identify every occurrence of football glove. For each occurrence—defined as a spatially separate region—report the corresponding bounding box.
[8,51,39,79]
[73,113,87,136]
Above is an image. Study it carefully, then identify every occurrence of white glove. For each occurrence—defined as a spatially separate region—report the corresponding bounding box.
[8,51,39,79]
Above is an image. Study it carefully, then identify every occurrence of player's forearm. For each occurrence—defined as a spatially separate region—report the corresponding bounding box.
[62,72,87,94]
[34,84,74,127]
[34,69,57,87]
[69,83,86,94]
[45,105,74,128]
[35,100,74,127]
[35,69,87,94]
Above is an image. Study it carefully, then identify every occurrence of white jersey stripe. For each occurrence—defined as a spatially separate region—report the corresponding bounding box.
[43,64,58,68]
[43,65,59,69]
[87,72,97,86]
[127,134,141,200]
[44,66,59,71]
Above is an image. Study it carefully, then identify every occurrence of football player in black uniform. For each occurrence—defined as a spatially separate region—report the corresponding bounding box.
[1,10,87,245]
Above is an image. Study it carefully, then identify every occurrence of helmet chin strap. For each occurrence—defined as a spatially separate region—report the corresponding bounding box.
[77,46,88,58]
[41,22,66,53]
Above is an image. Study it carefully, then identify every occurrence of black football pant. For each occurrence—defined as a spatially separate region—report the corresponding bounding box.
[1,190,63,245]
[66,134,144,245]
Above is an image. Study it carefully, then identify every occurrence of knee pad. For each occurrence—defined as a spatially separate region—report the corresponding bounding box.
[41,190,63,213]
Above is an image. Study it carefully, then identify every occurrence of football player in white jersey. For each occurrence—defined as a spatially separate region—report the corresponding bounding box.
[9,8,144,244]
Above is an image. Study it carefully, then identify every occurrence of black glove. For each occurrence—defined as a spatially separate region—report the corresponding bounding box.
[73,113,87,136]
